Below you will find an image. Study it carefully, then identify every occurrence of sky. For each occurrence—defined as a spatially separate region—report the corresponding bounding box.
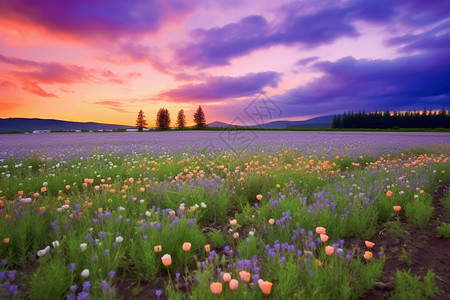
[0,0,449,126]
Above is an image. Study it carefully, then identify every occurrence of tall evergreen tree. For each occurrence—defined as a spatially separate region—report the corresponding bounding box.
[136,109,147,131]
[176,109,186,129]
[193,106,207,128]
[156,108,171,130]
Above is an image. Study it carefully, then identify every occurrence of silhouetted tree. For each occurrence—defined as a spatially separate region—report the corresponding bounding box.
[331,108,449,129]
[136,109,147,131]
[194,106,206,128]
[176,109,186,129]
[156,108,171,130]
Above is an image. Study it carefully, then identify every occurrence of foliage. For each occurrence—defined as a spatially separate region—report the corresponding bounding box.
[437,222,450,238]
[176,109,186,129]
[156,108,171,130]
[135,109,148,131]
[391,269,439,299]
[193,106,206,128]
[332,108,449,129]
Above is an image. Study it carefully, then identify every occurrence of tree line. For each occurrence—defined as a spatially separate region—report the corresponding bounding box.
[136,106,206,131]
[331,108,449,129]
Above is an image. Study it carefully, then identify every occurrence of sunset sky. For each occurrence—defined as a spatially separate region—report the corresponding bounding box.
[0,0,449,126]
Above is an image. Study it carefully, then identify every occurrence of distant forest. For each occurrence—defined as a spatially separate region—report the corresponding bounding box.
[331,109,449,129]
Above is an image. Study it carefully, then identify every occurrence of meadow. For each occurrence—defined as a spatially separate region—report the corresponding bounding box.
[0,132,449,299]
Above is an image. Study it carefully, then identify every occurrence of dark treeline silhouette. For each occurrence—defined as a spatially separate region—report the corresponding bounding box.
[332,108,449,129]
[135,105,207,130]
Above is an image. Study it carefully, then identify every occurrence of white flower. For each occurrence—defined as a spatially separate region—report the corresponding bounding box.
[145,211,151,217]
[80,243,87,251]
[200,202,207,208]
[44,246,50,253]
[43,182,48,187]
[249,231,254,236]
[52,241,60,248]
[139,199,145,204]
[81,269,90,277]
[414,195,419,199]
[37,250,46,257]
[57,208,64,213]
[116,236,123,243]
[399,191,404,195]
[195,204,199,208]
[118,206,126,211]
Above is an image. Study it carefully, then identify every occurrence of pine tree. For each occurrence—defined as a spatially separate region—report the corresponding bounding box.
[136,109,147,131]
[156,108,171,130]
[176,109,186,129]
[193,106,206,128]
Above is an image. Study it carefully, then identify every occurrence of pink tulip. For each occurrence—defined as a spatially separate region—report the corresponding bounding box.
[365,241,375,248]
[320,234,329,242]
[229,279,239,290]
[315,226,326,235]
[223,273,231,282]
[210,282,222,294]
[229,219,237,226]
[256,194,263,201]
[182,242,191,252]
[325,246,334,255]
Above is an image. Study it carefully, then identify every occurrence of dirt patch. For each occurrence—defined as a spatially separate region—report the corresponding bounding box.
[361,184,450,299]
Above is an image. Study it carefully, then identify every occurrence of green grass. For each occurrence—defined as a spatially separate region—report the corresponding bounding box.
[0,148,448,299]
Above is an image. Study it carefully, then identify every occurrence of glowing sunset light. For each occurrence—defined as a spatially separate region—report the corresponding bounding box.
[0,0,448,125]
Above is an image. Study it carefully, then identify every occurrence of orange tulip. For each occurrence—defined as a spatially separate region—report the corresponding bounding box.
[223,272,231,282]
[229,279,239,290]
[258,279,273,295]
[229,219,237,226]
[41,187,47,193]
[18,191,24,196]
[0,200,4,207]
[161,254,172,266]
[33,192,39,198]
[325,246,334,256]
[268,218,275,225]
[3,238,10,244]
[320,234,329,242]
[256,194,263,201]
[204,244,211,252]
[365,241,375,248]
[393,206,401,212]
[182,242,191,252]
[239,271,251,282]
[210,282,222,295]
[154,245,162,253]
[386,190,392,197]
[140,187,145,192]
[364,251,373,260]
[315,226,326,235]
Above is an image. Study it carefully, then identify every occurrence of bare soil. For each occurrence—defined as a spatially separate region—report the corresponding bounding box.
[361,184,450,299]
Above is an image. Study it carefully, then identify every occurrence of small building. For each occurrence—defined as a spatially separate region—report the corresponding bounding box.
[32,130,51,134]
[126,128,138,132]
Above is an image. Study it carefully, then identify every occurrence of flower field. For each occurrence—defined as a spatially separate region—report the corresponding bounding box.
[0,136,449,299]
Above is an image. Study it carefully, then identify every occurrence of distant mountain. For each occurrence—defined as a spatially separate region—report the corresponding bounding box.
[207,121,231,128]
[208,115,333,129]
[0,118,130,132]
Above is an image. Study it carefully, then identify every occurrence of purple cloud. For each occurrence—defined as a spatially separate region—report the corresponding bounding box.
[0,0,200,41]
[275,50,450,117]
[159,71,282,102]
[386,20,450,53]
[176,0,450,68]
